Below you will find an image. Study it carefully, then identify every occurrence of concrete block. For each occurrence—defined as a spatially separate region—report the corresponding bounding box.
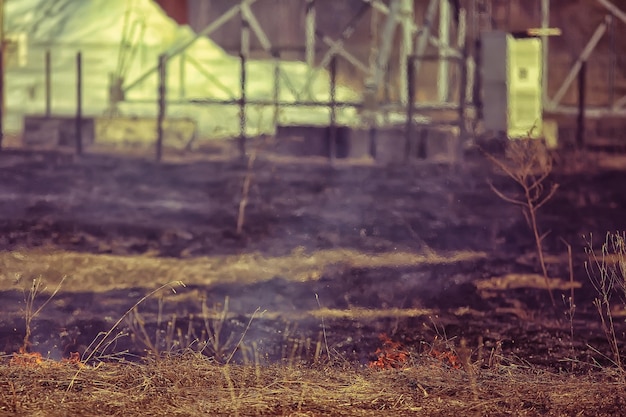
[94,116,196,149]
[274,125,351,158]
[23,115,95,148]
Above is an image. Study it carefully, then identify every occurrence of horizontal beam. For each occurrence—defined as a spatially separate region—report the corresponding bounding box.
[123,98,363,108]
[547,105,626,117]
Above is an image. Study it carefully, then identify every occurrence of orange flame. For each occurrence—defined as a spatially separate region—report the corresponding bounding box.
[368,333,410,370]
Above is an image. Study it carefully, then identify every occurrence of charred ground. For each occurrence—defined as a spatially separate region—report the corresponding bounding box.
[0,147,624,373]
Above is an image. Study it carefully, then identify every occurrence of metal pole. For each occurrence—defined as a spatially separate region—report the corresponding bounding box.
[305,0,316,67]
[240,15,250,58]
[179,53,186,99]
[399,0,414,104]
[473,36,482,121]
[370,0,401,93]
[438,0,451,102]
[576,61,586,149]
[0,0,4,151]
[458,52,468,164]
[608,15,615,107]
[549,16,609,109]
[405,56,415,162]
[156,54,166,162]
[45,50,51,117]
[75,52,83,155]
[123,2,252,95]
[238,8,250,159]
[239,53,247,158]
[328,55,337,162]
[597,0,626,25]
[541,0,550,106]
[414,0,439,77]
[272,50,280,128]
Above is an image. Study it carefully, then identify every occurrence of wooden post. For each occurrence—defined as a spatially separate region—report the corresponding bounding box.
[576,61,586,149]
[156,54,166,162]
[404,56,415,162]
[328,55,337,162]
[75,52,83,155]
[45,50,51,117]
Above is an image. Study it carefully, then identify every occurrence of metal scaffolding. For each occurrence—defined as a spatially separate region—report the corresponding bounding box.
[112,0,626,142]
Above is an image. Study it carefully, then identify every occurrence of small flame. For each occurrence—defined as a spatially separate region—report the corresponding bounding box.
[10,348,84,368]
[10,347,44,367]
[368,333,410,370]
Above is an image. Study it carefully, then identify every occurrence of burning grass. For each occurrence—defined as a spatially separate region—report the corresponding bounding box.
[1,352,625,416]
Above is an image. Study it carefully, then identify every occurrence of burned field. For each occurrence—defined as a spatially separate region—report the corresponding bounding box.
[0,147,625,373]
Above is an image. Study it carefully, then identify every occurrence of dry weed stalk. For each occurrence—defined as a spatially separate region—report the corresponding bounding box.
[560,238,577,369]
[584,232,626,373]
[127,295,262,364]
[236,143,260,235]
[483,138,559,307]
[315,293,332,362]
[236,109,275,235]
[197,295,262,364]
[20,276,67,352]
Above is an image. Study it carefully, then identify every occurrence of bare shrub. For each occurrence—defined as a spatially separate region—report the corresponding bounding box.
[483,138,559,307]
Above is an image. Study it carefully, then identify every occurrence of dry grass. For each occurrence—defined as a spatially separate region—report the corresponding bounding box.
[1,353,625,417]
[0,247,486,293]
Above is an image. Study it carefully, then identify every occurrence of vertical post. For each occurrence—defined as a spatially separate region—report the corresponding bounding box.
[399,0,414,104]
[438,0,451,102]
[541,0,550,107]
[370,0,401,94]
[156,54,166,162]
[45,50,51,117]
[239,13,250,159]
[179,52,186,99]
[239,53,247,158]
[75,52,83,156]
[405,56,415,162]
[414,0,439,77]
[305,0,316,67]
[608,15,615,107]
[272,50,280,129]
[328,55,337,162]
[0,0,5,151]
[458,51,469,164]
[576,61,586,149]
[473,37,482,121]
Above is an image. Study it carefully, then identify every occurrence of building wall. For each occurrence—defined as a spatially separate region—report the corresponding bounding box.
[155,0,189,25]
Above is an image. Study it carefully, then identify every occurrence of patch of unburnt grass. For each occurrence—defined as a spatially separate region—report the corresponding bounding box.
[3,234,626,416]
[2,348,626,417]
